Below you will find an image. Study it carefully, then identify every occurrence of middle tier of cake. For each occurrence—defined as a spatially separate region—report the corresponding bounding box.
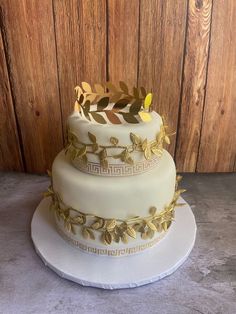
[52,149,176,220]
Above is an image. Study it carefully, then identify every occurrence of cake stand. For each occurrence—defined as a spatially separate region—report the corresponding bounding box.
[31,197,196,289]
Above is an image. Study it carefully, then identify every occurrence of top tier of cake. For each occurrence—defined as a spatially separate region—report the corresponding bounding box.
[65,82,171,177]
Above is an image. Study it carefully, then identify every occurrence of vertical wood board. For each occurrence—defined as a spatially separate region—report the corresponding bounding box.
[107,0,139,86]
[175,0,212,172]
[0,0,63,173]
[197,0,236,172]
[0,28,23,171]
[53,0,107,139]
[138,0,188,156]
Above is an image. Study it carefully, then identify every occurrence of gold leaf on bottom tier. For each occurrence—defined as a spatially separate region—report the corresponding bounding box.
[126,226,136,239]
[106,219,116,231]
[101,231,112,245]
[146,221,157,231]
[82,227,90,239]
[121,233,128,244]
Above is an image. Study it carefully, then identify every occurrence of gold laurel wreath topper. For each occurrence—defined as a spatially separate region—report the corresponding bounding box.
[74,81,153,124]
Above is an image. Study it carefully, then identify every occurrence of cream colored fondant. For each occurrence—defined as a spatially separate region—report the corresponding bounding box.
[67,111,164,169]
[52,149,176,220]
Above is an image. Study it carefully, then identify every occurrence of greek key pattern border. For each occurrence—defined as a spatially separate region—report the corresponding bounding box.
[56,223,166,257]
[72,155,160,177]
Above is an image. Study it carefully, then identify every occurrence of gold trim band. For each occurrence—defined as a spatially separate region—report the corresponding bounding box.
[56,223,167,257]
[71,155,160,176]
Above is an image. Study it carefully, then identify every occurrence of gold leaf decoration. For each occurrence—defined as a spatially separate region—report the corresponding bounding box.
[91,219,103,230]
[126,226,136,239]
[82,82,92,93]
[130,100,142,115]
[45,175,185,246]
[149,207,157,215]
[65,118,173,168]
[144,146,152,160]
[142,139,148,150]
[165,135,170,145]
[72,216,84,224]
[121,112,139,124]
[125,156,134,165]
[65,221,72,233]
[113,233,120,243]
[76,146,86,158]
[110,136,119,145]
[103,231,112,245]
[90,112,106,124]
[121,233,129,244]
[105,110,122,124]
[99,148,107,160]
[106,219,116,231]
[97,97,109,111]
[144,93,153,111]
[151,146,163,157]
[82,227,90,240]
[101,159,108,169]
[74,81,153,125]
[88,132,97,143]
[146,221,157,231]
[87,229,95,240]
[130,133,141,145]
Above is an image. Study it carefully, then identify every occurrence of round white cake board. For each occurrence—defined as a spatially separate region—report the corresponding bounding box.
[31,197,196,289]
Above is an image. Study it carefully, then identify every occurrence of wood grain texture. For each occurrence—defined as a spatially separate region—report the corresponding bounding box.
[0,29,23,171]
[138,0,188,156]
[53,0,106,138]
[197,0,236,172]
[1,0,236,173]
[175,0,212,172]
[107,0,139,86]
[0,0,63,173]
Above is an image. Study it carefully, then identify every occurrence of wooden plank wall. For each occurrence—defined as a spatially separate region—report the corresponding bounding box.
[0,0,235,173]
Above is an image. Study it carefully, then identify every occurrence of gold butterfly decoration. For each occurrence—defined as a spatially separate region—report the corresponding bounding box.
[74,81,153,124]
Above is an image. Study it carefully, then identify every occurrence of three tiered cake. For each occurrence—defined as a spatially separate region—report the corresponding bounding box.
[45,81,184,257]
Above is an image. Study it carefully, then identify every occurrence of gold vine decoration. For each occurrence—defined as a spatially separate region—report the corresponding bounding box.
[65,120,173,168]
[74,81,153,124]
[44,176,185,245]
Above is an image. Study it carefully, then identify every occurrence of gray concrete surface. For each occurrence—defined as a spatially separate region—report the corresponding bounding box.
[0,172,235,314]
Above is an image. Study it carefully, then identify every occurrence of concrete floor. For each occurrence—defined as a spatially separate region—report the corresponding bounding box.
[0,172,235,314]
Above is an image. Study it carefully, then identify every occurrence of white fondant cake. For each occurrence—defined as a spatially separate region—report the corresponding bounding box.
[45,82,183,257]
[52,150,176,220]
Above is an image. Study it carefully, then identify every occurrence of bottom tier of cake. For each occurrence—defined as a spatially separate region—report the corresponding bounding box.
[46,150,183,257]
